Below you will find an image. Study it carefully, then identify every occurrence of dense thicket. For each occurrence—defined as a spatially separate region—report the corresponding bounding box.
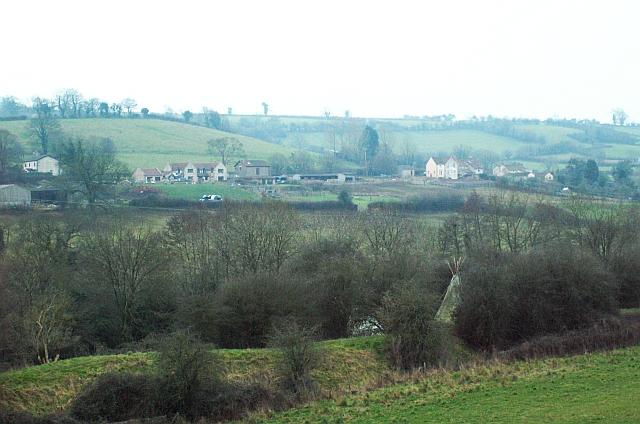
[454,248,617,350]
[0,192,639,371]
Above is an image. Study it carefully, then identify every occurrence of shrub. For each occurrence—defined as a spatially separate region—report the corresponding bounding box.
[68,372,156,422]
[154,331,222,421]
[610,246,640,308]
[208,273,315,348]
[268,319,322,398]
[376,281,446,370]
[454,248,618,350]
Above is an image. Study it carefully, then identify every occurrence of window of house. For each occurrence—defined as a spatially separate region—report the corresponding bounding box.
[218,168,224,173]
[187,168,193,173]
[256,167,260,175]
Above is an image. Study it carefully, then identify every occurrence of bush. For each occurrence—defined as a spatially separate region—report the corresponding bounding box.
[206,273,315,348]
[454,248,618,350]
[268,319,322,398]
[154,331,222,421]
[68,372,156,422]
[376,281,446,370]
[610,246,640,308]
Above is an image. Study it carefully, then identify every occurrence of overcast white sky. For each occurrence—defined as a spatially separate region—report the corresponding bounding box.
[2,0,638,123]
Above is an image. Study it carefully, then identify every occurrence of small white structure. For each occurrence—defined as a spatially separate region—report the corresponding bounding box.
[23,155,61,176]
[0,184,31,206]
[397,165,415,178]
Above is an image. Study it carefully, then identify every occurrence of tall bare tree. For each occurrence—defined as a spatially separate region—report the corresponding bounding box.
[59,137,129,206]
[206,137,244,166]
[120,98,138,115]
[26,97,62,155]
[82,224,169,341]
[0,129,24,182]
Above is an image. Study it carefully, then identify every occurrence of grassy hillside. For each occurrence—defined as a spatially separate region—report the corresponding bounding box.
[0,118,303,169]
[0,337,387,415]
[2,117,638,177]
[256,345,640,423]
[3,340,640,422]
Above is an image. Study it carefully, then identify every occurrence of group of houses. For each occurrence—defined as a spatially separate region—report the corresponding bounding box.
[425,156,554,182]
[132,160,273,184]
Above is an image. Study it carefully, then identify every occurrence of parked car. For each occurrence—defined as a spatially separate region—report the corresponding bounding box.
[200,194,222,201]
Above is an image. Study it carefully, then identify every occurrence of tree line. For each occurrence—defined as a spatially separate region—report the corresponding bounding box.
[1,192,639,372]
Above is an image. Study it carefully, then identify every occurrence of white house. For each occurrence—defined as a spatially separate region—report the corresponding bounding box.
[23,155,61,176]
[426,157,459,179]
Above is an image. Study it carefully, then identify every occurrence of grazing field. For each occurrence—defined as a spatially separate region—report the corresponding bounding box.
[255,345,640,423]
[0,118,304,169]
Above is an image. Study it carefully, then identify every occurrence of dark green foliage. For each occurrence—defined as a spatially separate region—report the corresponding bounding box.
[454,248,618,350]
[268,319,322,397]
[585,159,600,185]
[612,160,634,182]
[359,125,379,163]
[377,281,445,370]
[338,189,353,205]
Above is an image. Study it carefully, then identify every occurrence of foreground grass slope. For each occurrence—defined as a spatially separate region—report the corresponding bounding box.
[2,339,640,422]
[257,345,640,423]
[0,337,387,415]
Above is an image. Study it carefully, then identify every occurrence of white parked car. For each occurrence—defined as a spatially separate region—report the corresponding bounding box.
[200,194,222,201]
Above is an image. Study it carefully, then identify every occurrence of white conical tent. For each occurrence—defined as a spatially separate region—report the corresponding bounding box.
[435,257,464,323]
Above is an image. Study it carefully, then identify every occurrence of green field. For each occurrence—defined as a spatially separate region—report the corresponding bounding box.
[3,339,639,422]
[257,345,640,423]
[0,118,303,169]
[154,182,260,201]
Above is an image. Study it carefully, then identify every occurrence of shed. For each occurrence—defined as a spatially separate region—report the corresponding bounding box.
[0,185,31,206]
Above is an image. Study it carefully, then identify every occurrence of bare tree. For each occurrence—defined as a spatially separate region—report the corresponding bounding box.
[0,129,25,182]
[120,98,138,115]
[206,137,244,166]
[612,108,628,126]
[81,98,101,117]
[26,97,62,155]
[59,137,129,206]
[166,210,222,295]
[215,202,301,276]
[82,224,169,341]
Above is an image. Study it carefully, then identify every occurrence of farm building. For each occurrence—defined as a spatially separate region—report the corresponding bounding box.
[0,185,31,206]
